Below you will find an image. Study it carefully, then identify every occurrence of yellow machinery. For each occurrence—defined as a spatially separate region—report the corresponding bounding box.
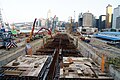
[101,54,105,72]
[28,18,37,41]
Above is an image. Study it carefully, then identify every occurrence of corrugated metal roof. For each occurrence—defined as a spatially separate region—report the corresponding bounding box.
[95,32,120,41]
[95,34,120,40]
[99,32,120,35]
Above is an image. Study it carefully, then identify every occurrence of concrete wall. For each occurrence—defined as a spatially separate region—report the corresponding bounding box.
[109,65,120,80]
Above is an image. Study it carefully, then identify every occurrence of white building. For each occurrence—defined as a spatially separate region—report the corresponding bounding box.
[40,18,46,27]
[47,9,51,20]
[82,12,94,28]
[112,5,120,29]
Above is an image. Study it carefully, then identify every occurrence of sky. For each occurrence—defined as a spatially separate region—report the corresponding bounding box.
[0,0,120,23]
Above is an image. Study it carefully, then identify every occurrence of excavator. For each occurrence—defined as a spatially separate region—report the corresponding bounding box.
[35,27,52,38]
[26,18,53,42]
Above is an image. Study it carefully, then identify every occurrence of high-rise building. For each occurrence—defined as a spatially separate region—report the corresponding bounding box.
[99,15,106,30]
[116,16,120,29]
[47,9,51,20]
[36,19,41,27]
[95,19,99,29]
[92,16,96,27]
[40,18,46,27]
[106,4,112,28]
[112,5,120,29]
[82,12,94,28]
[78,13,83,27]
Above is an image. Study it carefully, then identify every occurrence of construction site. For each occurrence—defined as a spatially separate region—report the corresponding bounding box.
[0,32,115,80]
[0,17,120,80]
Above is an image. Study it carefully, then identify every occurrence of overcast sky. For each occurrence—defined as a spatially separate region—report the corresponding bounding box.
[0,0,120,23]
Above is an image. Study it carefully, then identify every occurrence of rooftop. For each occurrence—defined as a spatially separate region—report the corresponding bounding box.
[99,32,120,35]
[95,32,120,41]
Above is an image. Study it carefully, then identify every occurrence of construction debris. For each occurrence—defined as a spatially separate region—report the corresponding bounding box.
[0,33,114,80]
[60,57,114,80]
[0,55,52,80]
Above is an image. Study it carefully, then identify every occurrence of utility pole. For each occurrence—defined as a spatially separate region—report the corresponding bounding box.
[74,11,75,22]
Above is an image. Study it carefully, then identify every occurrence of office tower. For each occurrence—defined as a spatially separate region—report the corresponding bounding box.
[95,19,99,29]
[116,17,120,29]
[99,15,106,30]
[78,13,83,27]
[40,18,46,27]
[36,19,41,29]
[47,9,51,20]
[82,12,94,28]
[112,5,120,29]
[106,4,112,28]
[92,16,96,27]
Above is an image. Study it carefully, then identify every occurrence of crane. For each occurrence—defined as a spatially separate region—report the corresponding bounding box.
[28,18,37,41]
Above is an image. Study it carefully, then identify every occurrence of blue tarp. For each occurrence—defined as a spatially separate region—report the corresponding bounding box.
[95,34,120,41]
[100,32,120,35]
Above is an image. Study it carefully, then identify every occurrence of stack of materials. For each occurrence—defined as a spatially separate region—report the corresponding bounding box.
[0,55,52,80]
[60,57,114,80]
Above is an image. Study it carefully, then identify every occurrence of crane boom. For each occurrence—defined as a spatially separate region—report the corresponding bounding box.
[29,18,37,40]
[35,27,52,38]
[27,18,52,42]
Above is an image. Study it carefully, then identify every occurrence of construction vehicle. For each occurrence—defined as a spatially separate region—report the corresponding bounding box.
[35,27,52,38]
[0,31,17,50]
[28,18,37,41]
[27,18,52,42]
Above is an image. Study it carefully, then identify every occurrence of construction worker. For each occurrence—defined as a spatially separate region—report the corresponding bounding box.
[25,39,32,56]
